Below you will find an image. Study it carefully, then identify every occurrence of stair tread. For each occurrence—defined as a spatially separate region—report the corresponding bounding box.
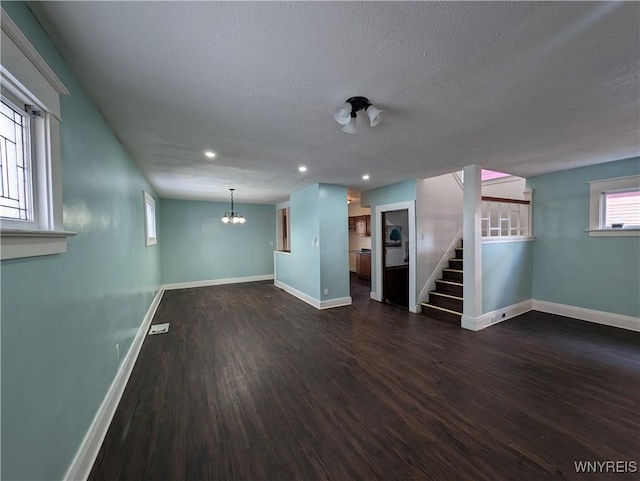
[436,279,463,286]
[442,268,463,273]
[421,303,462,316]
[429,291,463,300]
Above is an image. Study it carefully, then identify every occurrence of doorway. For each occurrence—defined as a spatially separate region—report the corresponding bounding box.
[374,200,417,312]
[382,210,409,308]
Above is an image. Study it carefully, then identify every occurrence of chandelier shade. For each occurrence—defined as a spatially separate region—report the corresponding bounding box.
[334,96,384,133]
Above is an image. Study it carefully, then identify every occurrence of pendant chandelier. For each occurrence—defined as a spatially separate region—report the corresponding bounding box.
[221,188,245,224]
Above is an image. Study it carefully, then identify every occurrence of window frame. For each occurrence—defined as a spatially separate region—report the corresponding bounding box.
[143,191,157,246]
[0,8,75,260]
[588,175,640,237]
[276,201,290,253]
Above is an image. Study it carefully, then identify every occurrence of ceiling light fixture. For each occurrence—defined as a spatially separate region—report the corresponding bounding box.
[298,165,307,172]
[205,151,216,158]
[334,96,384,134]
[221,188,245,224]
[362,174,370,180]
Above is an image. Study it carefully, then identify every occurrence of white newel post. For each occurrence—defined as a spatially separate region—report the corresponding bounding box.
[462,165,482,330]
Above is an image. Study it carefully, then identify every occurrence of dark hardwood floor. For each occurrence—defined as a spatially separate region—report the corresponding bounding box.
[89,280,640,481]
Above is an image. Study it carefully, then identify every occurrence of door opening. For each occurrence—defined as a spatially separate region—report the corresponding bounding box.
[382,209,409,308]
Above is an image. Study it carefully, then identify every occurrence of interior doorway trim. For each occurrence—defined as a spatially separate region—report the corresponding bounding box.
[373,200,417,313]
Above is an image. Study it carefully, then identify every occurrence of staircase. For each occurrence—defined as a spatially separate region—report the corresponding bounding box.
[421,240,463,324]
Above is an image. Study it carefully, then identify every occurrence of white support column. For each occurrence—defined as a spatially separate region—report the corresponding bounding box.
[462,165,482,330]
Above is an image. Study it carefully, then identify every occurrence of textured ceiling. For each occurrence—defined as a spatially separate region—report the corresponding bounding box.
[32,1,639,204]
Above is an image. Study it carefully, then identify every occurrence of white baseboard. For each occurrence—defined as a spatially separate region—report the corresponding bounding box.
[163,274,274,290]
[274,280,351,309]
[370,291,381,302]
[64,287,164,481]
[462,299,533,331]
[532,300,640,332]
[320,296,352,309]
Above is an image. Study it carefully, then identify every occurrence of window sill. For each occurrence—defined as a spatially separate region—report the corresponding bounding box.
[274,250,292,255]
[1,228,77,260]
[586,228,640,237]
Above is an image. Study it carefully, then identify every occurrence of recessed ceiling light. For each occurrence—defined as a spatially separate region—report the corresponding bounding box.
[204,151,216,158]
[362,174,370,180]
[298,166,307,172]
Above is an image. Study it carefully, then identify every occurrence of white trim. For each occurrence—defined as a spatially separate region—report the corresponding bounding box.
[1,13,67,257]
[274,250,292,256]
[532,300,640,332]
[370,290,381,302]
[143,191,157,246]
[452,171,464,191]
[588,174,640,232]
[163,274,274,291]
[482,236,535,244]
[63,288,164,481]
[320,296,352,309]
[274,279,320,308]
[374,200,418,312]
[0,228,76,260]
[418,228,462,304]
[587,174,640,185]
[0,8,69,95]
[586,228,640,237]
[463,165,483,320]
[274,279,351,309]
[462,299,533,331]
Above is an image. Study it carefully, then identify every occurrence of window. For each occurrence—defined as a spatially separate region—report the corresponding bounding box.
[588,175,640,237]
[1,10,73,259]
[143,191,157,246]
[603,190,640,228]
[275,201,291,253]
[1,93,33,223]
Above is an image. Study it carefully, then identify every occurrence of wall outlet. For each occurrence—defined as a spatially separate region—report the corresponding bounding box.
[115,343,120,360]
[323,288,329,296]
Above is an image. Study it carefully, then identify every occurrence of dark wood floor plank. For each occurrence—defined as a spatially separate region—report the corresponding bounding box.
[89,277,640,481]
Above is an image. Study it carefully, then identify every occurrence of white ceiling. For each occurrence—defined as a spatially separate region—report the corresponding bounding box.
[32,1,639,204]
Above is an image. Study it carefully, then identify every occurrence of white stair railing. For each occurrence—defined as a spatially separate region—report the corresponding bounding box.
[481,195,532,238]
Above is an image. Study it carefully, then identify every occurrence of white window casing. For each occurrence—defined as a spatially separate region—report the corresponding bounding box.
[1,8,75,260]
[143,191,157,246]
[587,175,640,237]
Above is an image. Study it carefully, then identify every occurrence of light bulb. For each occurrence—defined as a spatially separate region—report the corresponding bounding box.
[222,216,230,223]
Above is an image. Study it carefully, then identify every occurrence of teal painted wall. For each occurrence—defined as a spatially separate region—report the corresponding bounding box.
[160,199,275,284]
[360,179,417,299]
[292,184,321,298]
[482,242,533,313]
[276,184,321,299]
[528,157,640,317]
[319,184,349,300]
[1,4,161,480]
[274,183,349,302]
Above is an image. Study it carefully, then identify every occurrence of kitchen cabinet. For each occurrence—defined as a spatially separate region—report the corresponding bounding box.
[356,251,371,279]
[353,215,371,237]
